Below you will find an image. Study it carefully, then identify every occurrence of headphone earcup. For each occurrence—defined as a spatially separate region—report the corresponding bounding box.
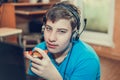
[71,31,79,42]
[40,25,45,42]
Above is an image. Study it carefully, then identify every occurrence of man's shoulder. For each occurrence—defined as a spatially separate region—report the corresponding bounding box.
[72,40,99,60]
[73,40,94,52]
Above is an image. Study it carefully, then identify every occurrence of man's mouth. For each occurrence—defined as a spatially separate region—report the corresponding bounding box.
[47,42,57,49]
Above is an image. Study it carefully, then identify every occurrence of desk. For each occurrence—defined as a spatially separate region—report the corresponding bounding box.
[0,27,22,46]
[0,3,54,44]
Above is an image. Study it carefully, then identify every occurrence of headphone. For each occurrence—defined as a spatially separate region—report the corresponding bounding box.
[43,2,82,42]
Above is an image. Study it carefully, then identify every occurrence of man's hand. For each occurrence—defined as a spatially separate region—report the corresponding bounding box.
[24,48,63,80]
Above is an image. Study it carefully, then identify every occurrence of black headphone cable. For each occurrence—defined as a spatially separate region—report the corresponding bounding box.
[63,18,87,80]
[79,18,87,36]
[63,43,74,80]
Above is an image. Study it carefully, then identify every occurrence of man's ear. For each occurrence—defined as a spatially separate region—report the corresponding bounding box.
[42,25,45,33]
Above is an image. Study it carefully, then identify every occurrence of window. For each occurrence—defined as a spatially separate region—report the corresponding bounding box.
[73,0,115,47]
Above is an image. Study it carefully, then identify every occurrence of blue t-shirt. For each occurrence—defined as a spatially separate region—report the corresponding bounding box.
[28,40,100,80]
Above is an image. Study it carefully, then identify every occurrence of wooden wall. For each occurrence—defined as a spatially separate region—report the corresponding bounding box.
[0,0,59,3]
[0,6,1,26]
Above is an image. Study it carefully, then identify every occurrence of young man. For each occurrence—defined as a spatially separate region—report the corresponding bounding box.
[25,1,100,80]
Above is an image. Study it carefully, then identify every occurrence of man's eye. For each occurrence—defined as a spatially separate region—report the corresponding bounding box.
[59,30,66,33]
[45,26,52,31]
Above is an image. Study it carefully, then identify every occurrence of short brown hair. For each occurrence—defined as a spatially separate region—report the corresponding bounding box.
[45,1,81,30]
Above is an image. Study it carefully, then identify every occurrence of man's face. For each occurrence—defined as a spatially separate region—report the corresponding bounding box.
[44,19,72,54]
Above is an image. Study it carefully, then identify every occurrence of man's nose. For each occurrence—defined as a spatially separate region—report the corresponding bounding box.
[49,32,57,42]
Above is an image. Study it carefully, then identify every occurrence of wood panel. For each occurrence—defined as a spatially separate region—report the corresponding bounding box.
[0,3,17,43]
[0,3,16,28]
[100,56,120,80]
[0,6,2,27]
[2,0,59,3]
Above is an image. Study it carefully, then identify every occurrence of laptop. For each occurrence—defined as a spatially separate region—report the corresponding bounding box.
[0,42,41,80]
[0,42,26,80]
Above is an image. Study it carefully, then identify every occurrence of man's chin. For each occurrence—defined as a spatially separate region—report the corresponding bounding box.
[47,48,57,53]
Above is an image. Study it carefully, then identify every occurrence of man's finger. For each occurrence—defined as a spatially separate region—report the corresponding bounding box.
[33,48,49,59]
